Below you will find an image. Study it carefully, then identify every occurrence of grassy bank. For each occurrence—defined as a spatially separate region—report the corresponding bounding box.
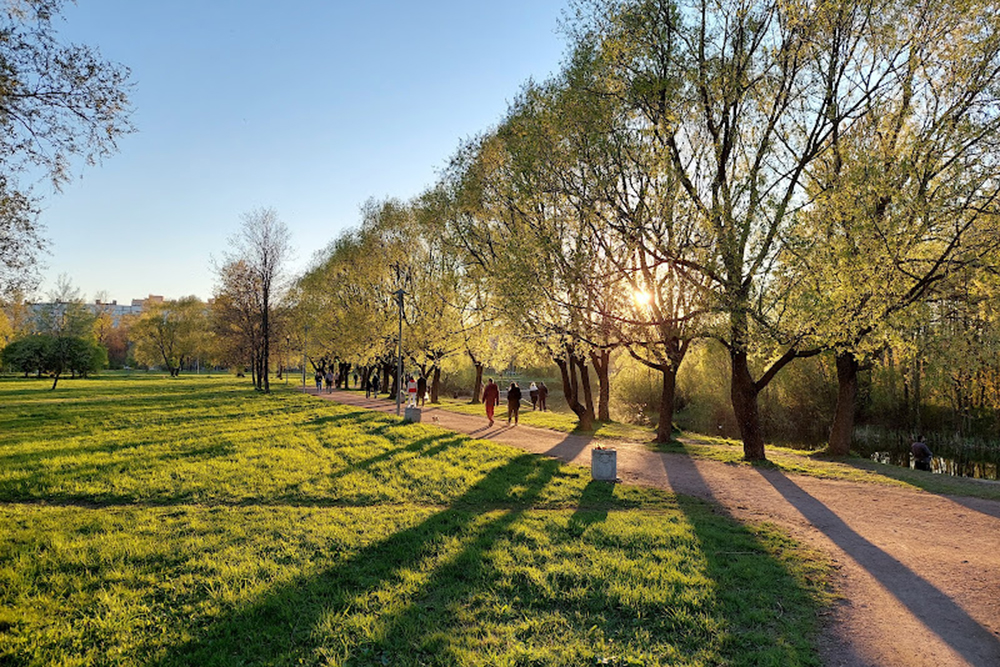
[1,375,828,666]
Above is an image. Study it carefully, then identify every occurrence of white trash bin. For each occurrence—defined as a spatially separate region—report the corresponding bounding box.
[591,447,617,481]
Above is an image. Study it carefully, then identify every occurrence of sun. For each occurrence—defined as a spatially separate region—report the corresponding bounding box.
[633,289,653,306]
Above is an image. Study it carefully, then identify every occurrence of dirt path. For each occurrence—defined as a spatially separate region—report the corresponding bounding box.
[314,390,1000,667]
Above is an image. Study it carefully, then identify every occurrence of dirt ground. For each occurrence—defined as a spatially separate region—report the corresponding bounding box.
[316,390,1000,667]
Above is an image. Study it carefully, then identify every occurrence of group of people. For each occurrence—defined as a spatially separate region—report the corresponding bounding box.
[314,369,338,393]
[405,375,429,408]
[481,378,548,427]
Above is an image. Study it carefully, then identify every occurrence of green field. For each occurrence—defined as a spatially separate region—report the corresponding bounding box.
[1,376,829,666]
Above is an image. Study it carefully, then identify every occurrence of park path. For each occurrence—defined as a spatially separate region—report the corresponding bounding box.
[310,388,1000,667]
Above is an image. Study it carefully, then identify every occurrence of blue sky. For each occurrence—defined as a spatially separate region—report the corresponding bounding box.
[36,0,568,303]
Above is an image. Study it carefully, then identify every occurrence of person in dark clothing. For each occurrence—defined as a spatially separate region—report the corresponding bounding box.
[507,382,522,425]
[537,382,548,411]
[912,436,933,471]
[483,378,500,427]
[529,382,539,410]
[417,375,428,407]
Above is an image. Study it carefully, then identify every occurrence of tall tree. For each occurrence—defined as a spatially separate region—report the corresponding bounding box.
[221,208,291,393]
[0,0,133,297]
[131,297,206,377]
[779,0,1000,454]
[574,0,926,459]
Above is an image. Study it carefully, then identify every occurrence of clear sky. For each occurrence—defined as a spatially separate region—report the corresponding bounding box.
[34,0,569,304]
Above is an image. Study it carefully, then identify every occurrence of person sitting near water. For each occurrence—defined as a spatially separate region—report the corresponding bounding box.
[911,435,933,472]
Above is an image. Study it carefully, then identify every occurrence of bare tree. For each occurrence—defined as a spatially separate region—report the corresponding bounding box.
[220,208,292,393]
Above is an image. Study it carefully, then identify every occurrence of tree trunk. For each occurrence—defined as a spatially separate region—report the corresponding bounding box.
[731,349,766,460]
[431,366,441,403]
[471,362,483,403]
[575,354,596,429]
[656,365,678,443]
[557,348,595,431]
[828,351,859,456]
[590,349,611,422]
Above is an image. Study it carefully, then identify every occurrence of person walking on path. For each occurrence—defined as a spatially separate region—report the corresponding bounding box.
[537,381,548,411]
[507,382,522,425]
[482,378,500,426]
[314,371,323,392]
[529,382,539,410]
[417,375,428,407]
[912,435,933,471]
[324,369,334,394]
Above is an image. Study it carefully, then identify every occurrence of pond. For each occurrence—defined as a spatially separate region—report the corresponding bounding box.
[854,427,1000,481]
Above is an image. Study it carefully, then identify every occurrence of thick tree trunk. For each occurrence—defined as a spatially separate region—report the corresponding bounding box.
[575,355,596,429]
[468,351,483,404]
[656,366,678,443]
[431,366,441,403]
[557,348,595,431]
[828,351,859,456]
[472,364,483,403]
[731,349,766,460]
[589,349,611,422]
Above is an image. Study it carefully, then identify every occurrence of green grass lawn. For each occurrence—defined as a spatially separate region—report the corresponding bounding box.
[1,375,829,666]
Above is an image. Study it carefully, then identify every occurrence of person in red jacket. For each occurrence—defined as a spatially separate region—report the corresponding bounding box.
[482,378,500,427]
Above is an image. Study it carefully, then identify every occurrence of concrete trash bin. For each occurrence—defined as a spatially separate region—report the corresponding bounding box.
[591,448,617,481]
[404,407,422,423]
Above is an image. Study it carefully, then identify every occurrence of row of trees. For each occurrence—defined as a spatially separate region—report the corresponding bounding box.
[289,0,1000,461]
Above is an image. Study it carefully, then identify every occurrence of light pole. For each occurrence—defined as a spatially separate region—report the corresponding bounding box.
[302,325,308,392]
[394,288,405,416]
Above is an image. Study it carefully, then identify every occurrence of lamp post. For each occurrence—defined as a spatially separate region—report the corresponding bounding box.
[302,325,308,392]
[394,288,405,416]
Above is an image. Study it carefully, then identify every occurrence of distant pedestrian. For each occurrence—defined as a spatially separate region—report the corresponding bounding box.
[372,374,381,396]
[406,375,418,407]
[324,370,334,394]
[912,435,933,472]
[483,378,500,427]
[507,382,522,425]
[353,372,359,388]
[365,373,373,398]
[537,382,549,411]
[529,381,539,410]
[314,371,322,392]
[417,375,428,407]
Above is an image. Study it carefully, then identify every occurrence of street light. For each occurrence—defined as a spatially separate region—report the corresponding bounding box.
[394,288,405,416]
[302,325,309,392]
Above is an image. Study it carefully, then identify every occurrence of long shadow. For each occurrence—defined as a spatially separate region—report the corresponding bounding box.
[152,453,564,666]
[543,432,592,463]
[758,469,1000,666]
[566,480,615,538]
[662,453,826,664]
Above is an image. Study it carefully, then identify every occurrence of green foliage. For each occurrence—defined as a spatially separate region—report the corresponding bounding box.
[0,376,829,666]
[1,335,105,379]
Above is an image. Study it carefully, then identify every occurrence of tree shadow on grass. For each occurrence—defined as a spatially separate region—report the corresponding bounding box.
[152,454,563,666]
[662,454,827,665]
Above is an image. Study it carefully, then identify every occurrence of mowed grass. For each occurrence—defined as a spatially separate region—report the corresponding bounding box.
[1,376,829,666]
